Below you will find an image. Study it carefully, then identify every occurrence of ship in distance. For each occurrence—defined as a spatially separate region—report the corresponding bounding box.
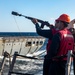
[0,32,46,57]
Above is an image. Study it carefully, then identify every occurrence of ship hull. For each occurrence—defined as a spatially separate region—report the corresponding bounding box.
[0,36,45,56]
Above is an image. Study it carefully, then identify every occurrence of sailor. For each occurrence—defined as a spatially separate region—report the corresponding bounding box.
[31,14,74,75]
[68,19,75,75]
[31,16,60,75]
[46,14,74,75]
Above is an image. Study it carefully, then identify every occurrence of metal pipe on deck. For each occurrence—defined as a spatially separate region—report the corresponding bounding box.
[0,56,6,75]
[0,51,10,75]
[65,50,73,75]
[8,52,18,75]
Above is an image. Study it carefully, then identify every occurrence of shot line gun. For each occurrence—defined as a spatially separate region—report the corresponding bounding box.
[11,11,50,28]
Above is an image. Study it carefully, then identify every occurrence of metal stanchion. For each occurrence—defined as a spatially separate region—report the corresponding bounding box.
[65,50,72,75]
[0,51,10,75]
[8,52,18,75]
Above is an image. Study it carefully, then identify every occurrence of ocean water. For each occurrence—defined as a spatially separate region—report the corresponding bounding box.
[0,32,39,37]
[0,59,43,75]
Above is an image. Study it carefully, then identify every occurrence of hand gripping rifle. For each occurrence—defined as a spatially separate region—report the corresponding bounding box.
[11,11,50,28]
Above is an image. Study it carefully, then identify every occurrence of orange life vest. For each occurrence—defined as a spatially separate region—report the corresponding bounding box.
[57,28,74,60]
